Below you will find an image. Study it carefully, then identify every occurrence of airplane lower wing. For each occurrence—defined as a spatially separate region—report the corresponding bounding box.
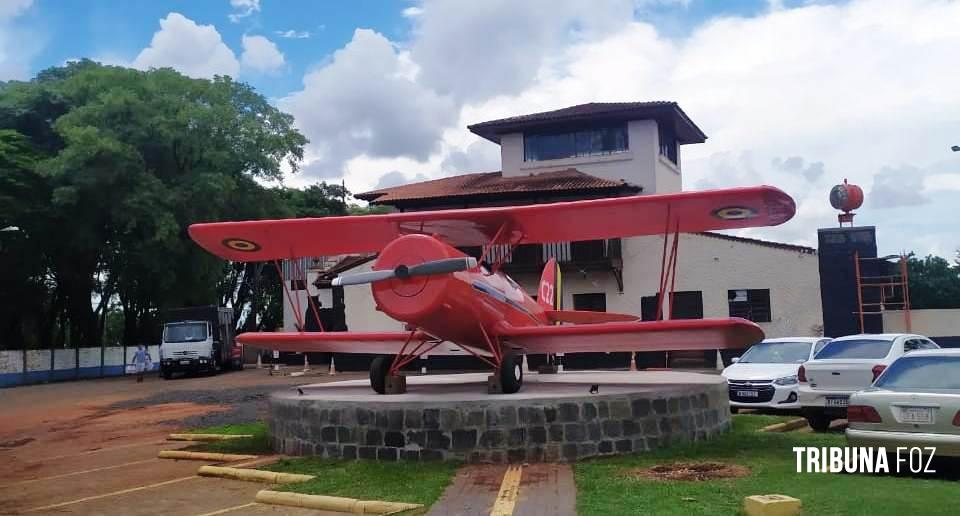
[237,331,489,356]
[544,310,638,324]
[496,318,763,354]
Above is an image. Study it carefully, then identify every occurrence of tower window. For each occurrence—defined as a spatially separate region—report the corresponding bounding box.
[523,124,628,162]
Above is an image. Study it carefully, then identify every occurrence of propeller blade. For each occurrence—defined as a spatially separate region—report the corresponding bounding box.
[332,257,478,286]
[405,257,478,277]
[331,269,396,287]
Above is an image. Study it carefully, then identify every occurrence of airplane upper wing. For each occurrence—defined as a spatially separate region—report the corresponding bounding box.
[237,331,487,356]
[496,318,763,354]
[189,186,795,262]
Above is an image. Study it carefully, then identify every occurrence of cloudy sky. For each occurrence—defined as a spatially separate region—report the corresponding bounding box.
[3,0,959,257]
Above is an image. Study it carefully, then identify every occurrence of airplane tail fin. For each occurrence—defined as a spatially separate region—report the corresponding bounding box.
[537,258,562,311]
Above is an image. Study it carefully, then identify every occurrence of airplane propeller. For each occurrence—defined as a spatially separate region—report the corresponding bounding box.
[332,257,478,287]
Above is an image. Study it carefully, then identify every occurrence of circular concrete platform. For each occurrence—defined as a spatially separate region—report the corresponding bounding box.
[268,371,730,463]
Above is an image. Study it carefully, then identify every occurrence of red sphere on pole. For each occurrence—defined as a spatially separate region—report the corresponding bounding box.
[830,179,864,226]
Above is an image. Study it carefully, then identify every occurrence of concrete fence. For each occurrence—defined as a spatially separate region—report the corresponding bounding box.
[0,345,160,388]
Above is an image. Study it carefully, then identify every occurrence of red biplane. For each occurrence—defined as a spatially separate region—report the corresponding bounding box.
[189,186,795,394]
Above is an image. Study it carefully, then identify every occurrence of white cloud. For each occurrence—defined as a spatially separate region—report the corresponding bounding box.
[439,0,960,255]
[401,7,423,18]
[241,34,285,73]
[277,0,960,257]
[133,13,239,79]
[228,0,260,23]
[0,0,32,21]
[0,0,36,80]
[279,29,457,181]
[409,0,636,101]
[275,29,311,39]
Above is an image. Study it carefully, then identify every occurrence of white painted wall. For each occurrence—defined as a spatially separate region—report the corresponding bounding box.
[343,261,408,332]
[500,120,679,194]
[1,345,160,376]
[883,309,960,337]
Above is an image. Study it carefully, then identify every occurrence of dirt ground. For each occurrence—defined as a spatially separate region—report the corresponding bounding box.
[0,367,362,515]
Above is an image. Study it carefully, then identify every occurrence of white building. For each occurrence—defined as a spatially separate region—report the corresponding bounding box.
[288,102,824,368]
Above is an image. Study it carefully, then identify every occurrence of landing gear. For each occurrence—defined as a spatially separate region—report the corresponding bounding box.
[370,357,390,394]
[370,356,408,395]
[499,353,523,394]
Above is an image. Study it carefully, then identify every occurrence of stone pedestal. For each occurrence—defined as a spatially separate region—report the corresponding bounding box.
[269,371,730,463]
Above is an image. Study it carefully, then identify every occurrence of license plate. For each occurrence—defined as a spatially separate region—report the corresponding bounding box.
[826,396,849,408]
[736,390,759,398]
[901,407,934,424]
[179,359,191,365]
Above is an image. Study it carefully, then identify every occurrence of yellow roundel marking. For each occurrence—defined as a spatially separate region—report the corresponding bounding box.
[713,206,758,220]
[222,238,261,252]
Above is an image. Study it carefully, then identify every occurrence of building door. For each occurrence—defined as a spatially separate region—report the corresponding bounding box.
[565,293,630,370]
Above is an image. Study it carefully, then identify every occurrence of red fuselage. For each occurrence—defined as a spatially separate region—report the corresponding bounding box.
[371,234,546,352]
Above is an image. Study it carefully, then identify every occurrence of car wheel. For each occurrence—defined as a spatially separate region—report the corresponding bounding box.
[730,407,739,414]
[370,356,391,394]
[806,414,832,432]
[499,354,523,394]
[162,370,172,380]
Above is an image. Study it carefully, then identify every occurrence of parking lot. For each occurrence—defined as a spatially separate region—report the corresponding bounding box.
[0,368,362,515]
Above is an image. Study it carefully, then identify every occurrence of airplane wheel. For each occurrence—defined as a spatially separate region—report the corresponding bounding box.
[499,354,523,394]
[370,356,391,394]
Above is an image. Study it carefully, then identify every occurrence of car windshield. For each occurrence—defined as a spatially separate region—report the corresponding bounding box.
[874,356,960,390]
[814,339,893,359]
[163,322,207,343]
[738,341,812,363]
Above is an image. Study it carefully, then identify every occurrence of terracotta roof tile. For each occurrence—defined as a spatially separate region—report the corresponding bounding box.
[356,168,640,204]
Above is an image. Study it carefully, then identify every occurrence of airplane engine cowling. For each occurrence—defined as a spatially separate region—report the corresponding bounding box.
[371,234,458,324]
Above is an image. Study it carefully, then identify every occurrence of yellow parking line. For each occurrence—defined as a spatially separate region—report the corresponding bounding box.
[194,502,258,516]
[22,475,198,512]
[490,465,523,516]
[0,458,159,488]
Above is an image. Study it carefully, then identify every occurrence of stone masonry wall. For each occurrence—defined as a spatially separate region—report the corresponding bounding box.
[269,383,730,463]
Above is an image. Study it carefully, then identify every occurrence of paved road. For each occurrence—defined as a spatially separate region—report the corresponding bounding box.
[0,367,362,515]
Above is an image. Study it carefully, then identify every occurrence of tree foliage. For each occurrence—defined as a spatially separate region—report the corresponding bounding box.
[0,61,356,350]
[907,255,960,310]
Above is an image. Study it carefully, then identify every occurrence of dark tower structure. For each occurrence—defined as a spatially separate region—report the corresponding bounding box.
[818,189,884,337]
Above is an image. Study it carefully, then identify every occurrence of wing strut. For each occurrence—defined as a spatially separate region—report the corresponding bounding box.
[272,258,325,333]
[654,210,681,322]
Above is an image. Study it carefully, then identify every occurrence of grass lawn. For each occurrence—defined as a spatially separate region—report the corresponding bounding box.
[575,414,960,516]
[264,458,459,507]
[183,421,457,507]
[183,422,272,454]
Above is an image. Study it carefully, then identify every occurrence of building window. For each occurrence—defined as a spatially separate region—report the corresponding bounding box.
[658,124,679,165]
[728,289,772,322]
[573,293,606,312]
[670,291,703,319]
[640,291,703,320]
[523,124,628,162]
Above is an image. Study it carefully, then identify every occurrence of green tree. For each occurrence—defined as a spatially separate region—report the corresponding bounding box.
[0,60,307,348]
[907,255,960,309]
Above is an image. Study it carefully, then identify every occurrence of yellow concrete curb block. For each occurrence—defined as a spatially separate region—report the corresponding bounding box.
[744,494,802,516]
[758,418,808,433]
[158,450,259,462]
[197,465,314,484]
[255,489,424,514]
[168,433,254,441]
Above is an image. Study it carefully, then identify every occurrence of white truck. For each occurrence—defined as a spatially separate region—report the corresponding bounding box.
[159,306,242,379]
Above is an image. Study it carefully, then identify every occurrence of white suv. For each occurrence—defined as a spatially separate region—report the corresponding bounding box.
[798,333,939,431]
[723,337,830,412]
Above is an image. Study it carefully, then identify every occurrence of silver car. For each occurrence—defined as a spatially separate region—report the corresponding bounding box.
[846,348,960,457]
